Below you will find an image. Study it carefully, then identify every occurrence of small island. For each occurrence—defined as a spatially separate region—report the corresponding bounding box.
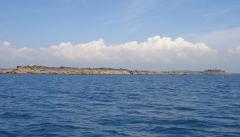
[0,65,226,75]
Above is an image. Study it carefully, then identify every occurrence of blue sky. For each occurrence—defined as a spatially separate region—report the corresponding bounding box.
[1,0,240,47]
[0,0,240,72]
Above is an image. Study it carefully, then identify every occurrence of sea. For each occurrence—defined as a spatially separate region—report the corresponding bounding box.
[0,74,239,137]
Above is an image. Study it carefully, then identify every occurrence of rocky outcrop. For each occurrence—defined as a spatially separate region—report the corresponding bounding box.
[0,65,226,75]
[0,69,13,74]
[2,65,152,75]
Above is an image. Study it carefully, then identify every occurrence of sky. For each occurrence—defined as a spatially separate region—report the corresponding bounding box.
[0,0,240,72]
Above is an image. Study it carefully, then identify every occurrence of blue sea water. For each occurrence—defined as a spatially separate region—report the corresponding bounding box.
[0,74,240,137]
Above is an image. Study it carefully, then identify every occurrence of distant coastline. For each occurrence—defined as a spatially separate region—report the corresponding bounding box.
[0,65,226,75]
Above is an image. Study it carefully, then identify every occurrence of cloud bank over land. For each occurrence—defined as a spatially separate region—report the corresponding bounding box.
[0,35,239,72]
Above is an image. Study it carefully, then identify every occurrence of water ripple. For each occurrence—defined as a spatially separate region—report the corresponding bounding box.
[0,74,239,136]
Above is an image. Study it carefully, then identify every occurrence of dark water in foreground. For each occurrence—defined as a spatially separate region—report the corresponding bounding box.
[0,74,240,137]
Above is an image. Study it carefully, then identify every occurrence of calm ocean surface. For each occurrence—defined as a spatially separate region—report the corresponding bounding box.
[0,74,239,137]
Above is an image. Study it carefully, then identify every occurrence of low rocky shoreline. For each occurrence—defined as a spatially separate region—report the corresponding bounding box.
[0,65,226,75]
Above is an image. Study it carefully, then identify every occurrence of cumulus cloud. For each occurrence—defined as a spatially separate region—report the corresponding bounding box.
[0,35,224,71]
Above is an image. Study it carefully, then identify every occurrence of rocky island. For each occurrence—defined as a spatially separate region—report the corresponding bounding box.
[0,65,226,75]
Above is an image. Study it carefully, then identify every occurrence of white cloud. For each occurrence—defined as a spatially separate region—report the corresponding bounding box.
[184,27,240,72]
[0,41,33,60]
[229,47,240,55]
[189,27,240,49]
[0,35,229,71]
